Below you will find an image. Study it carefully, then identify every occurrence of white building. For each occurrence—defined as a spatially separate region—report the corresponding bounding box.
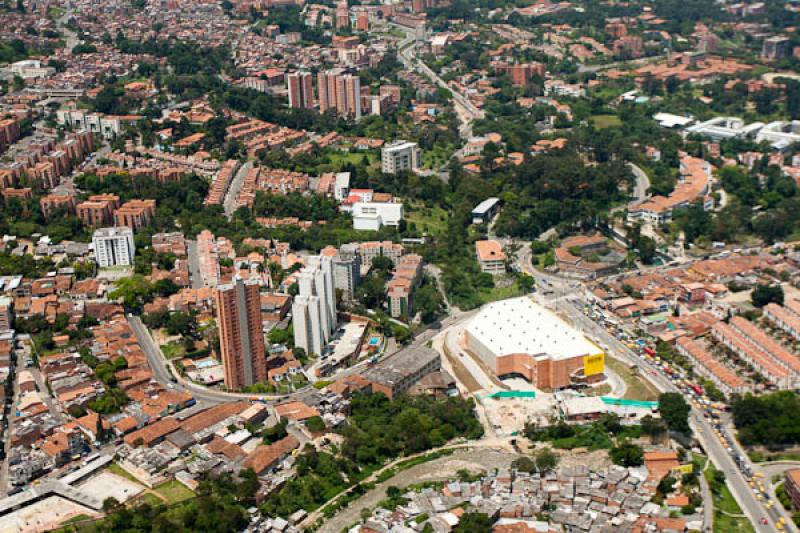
[292,256,337,356]
[652,112,694,129]
[57,109,123,139]
[686,117,764,142]
[92,227,135,268]
[755,121,800,151]
[464,297,605,390]
[332,246,361,300]
[381,140,421,175]
[10,59,55,79]
[471,197,500,225]
[352,201,404,231]
[334,172,351,201]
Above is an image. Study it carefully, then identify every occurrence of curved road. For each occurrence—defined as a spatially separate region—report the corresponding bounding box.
[628,162,651,203]
[128,310,477,405]
[392,23,482,139]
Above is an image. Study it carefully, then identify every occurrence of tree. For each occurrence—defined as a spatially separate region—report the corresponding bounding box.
[518,274,535,292]
[355,275,385,309]
[372,255,394,275]
[640,414,668,442]
[532,447,559,474]
[108,274,152,311]
[453,512,494,533]
[305,416,326,432]
[751,283,784,308]
[166,311,197,337]
[414,283,445,324]
[102,497,121,514]
[609,442,644,467]
[153,278,179,297]
[658,392,691,434]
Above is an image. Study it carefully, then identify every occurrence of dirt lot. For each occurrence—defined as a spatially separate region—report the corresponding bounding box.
[317,445,613,533]
[318,447,518,533]
[0,496,97,533]
[78,471,144,503]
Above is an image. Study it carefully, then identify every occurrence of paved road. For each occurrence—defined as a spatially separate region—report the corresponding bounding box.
[127,309,470,405]
[185,239,204,289]
[628,162,651,203]
[511,252,779,532]
[0,363,17,495]
[56,9,80,51]
[30,367,65,425]
[392,24,482,139]
[223,161,253,219]
[698,465,715,532]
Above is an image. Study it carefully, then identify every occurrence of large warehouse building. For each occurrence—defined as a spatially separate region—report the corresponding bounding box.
[464,297,605,390]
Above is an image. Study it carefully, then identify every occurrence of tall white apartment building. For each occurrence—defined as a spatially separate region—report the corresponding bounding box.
[381,140,421,175]
[92,227,135,267]
[292,255,337,355]
[332,246,361,300]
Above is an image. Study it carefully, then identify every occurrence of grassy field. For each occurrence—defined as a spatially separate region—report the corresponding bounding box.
[748,448,800,463]
[705,463,756,533]
[154,480,195,504]
[107,462,145,486]
[478,281,526,304]
[605,356,659,401]
[325,150,377,169]
[161,341,186,360]
[131,492,164,507]
[405,204,449,237]
[591,114,622,129]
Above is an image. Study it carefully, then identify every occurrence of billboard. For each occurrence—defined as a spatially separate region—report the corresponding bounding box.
[583,353,605,376]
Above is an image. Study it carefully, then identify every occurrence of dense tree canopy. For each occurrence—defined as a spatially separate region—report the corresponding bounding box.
[732,391,800,446]
[658,393,691,434]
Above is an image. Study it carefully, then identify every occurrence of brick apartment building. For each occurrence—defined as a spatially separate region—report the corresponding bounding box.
[113,199,157,232]
[77,194,120,228]
[216,278,267,390]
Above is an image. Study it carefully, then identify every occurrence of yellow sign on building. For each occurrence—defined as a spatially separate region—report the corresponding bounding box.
[583,353,605,376]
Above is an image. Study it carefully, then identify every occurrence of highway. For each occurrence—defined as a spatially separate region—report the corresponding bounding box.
[514,249,789,533]
[392,24,483,138]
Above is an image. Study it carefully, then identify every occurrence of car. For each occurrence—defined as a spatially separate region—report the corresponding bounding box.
[761,518,769,525]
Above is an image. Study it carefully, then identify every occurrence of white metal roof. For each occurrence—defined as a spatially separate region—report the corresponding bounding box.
[466,296,601,361]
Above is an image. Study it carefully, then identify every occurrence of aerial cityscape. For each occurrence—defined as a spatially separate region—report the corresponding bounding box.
[3,0,800,531]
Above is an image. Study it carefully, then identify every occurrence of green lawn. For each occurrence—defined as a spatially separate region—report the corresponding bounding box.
[605,356,660,401]
[107,462,145,486]
[161,341,186,360]
[154,480,195,504]
[325,150,377,168]
[748,449,800,462]
[405,205,449,237]
[478,280,526,304]
[131,492,164,507]
[705,464,756,533]
[591,114,622,129]
[62,514,91,524]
